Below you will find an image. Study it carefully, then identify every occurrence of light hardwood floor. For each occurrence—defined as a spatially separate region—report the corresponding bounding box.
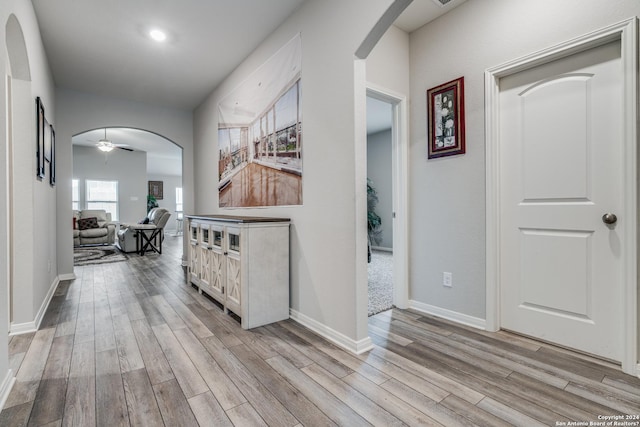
[1,236,639,426]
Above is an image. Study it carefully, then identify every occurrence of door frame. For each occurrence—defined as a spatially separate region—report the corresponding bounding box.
[485,18,638,375]
[366,83,409,309]
[5,74,12,330]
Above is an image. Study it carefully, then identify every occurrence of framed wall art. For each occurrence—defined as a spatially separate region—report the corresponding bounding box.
[426,76,465,159]
[36,97,46,179]
[148,180,163,199]
[218,34,302,208]
[49,124,56,186]
[44,118,52,162]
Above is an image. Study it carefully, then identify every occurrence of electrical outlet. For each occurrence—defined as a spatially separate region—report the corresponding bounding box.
[443,272,452,287]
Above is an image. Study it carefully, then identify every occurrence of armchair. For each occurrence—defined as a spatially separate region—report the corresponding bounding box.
[117,208,171,254]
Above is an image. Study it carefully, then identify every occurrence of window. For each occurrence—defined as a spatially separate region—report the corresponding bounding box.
[249,79,301,171]
[86,180,118,220]
[176,187,183,219]
[72,179,79,210]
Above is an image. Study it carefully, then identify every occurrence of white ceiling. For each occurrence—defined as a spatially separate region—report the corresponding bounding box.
[32,0,467,111]
[31,0,306,110]
[73,128,182,176]
[35,0,468,174]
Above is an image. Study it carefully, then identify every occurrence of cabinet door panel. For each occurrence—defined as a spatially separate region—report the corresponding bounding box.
[199,247,212,288]
[208,249,225,303]
[189,241,199,284]
[225,254,241,314]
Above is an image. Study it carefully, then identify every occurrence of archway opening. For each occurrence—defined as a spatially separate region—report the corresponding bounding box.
[6,13,33,329]
[71,127,183,254]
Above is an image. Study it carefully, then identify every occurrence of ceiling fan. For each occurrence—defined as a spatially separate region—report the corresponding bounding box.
[96,128,133,152]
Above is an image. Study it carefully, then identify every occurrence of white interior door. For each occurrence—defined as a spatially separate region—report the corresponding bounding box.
[499,40,623,361]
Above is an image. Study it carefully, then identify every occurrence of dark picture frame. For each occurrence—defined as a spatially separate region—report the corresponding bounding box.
[49,124,56,186]
[148,180,163,200]
[44,118,52,162]
[426,76,465,159]
[36,97,46,179]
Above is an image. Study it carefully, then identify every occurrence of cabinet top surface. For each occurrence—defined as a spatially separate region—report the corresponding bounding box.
[186,214,290,224]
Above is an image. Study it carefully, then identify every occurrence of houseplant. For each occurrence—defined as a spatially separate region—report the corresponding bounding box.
[367,178,382,262]
[147,194,159,213]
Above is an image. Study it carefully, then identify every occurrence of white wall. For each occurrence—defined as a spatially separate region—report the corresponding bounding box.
[366,24,410,97]
[194,0,399,346]
[0,4,11,403]
[73,145,147,223]
[367,128,393,249]
[147,173,182,232]
[408,0,640,321]
[3,1,56,328]
[56,89,195,273]
[1,0,57,404]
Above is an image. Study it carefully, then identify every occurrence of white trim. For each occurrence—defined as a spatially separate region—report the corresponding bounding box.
[366,83,409,310]
[9,276,58,336]
[484,50,500,334]
[485,18,638,374]
[6,75,12,334]
[290,309,374,354]
[58,273,76,281]
[409,300,486,330]
[9,321,36,335]
[619,17,638,379]
[0,369,15,411]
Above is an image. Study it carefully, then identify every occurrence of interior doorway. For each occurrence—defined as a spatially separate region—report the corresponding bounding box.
[6,14,33,332]
[366,86,409,316]
[367,96,393,315]
[71,127,183,250]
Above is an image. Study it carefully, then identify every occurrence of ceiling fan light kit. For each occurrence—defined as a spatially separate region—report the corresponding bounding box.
[97,139,114,152]
[149,29,167,42]
[97,128,114,152]
[95,128,133,152]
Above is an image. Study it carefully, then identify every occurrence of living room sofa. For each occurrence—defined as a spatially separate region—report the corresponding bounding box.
[73,209,116,246]
[117,207,171,254]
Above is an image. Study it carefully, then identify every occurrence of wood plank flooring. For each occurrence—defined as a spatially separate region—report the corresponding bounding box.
[1,236,639,426]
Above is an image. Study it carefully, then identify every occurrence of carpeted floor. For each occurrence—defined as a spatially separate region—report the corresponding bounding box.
[73,245,127,266]
[368,250,393,316]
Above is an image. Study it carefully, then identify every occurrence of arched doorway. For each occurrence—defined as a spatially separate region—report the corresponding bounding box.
[71,127,183,253]
[5,14,32,329]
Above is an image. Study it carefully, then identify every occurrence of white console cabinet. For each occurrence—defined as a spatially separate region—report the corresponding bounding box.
[186,215,290,329]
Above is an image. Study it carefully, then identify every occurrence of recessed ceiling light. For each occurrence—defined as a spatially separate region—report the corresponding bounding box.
[149,29,167,42]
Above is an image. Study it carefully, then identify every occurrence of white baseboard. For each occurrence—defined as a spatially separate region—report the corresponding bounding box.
[636,363,640,379]
[9,321,35,336]
[290,309,373,354]
[0,369,15,411]
[409,300,486,330]
[58,273,76,281]
[10,276,59,336]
